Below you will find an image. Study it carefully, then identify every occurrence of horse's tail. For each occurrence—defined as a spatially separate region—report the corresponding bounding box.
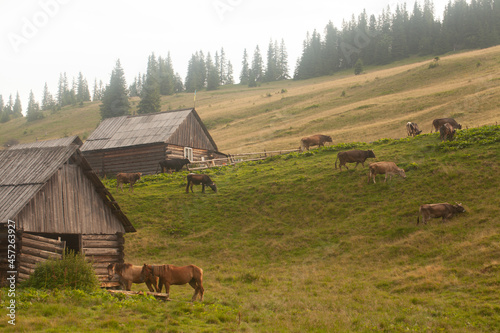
[334,156,339,169]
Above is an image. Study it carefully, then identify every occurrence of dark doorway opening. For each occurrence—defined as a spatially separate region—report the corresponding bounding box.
[31,233,81,254]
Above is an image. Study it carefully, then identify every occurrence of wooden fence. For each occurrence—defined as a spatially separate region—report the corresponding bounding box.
[188,149,300,171]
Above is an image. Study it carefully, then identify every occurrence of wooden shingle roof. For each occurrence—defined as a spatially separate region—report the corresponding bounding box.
[81,108,218,152]
[0,137,135,232]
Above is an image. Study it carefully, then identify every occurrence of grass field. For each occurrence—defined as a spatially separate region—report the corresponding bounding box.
[1,46,499,152]
[0,47,499,332]
[1,126,499,332]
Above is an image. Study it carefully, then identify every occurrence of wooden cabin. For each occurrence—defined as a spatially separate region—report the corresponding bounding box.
[80,108,226,176]
[0,136,135,288]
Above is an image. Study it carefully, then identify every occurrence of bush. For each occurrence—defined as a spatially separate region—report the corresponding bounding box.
[22,251,100,291]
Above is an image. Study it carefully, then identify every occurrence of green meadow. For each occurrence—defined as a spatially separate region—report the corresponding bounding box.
[1,46,500,332]
[2,126,499,332]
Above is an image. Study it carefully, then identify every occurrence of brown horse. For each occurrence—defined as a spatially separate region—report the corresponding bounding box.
[107,263,158,292]
[141,264,204,301]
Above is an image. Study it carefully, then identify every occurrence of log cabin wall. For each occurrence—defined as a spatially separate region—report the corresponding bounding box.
[81,233,124,287]
[16,232,65,282]
[166,145,227,164]
[168,111,218,152]
[83,143,166,177]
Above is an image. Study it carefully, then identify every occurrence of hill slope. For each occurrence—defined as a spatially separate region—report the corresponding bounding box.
[1,47,499,152]
[5,126,498,332]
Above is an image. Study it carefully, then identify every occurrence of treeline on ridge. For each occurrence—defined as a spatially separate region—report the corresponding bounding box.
[1,0,500,122]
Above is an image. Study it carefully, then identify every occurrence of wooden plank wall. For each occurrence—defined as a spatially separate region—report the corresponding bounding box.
[17,232,65,282]
[83,144,166,177]
[168,112,217,151]
[81,233,124,288]
[15,164,126,235]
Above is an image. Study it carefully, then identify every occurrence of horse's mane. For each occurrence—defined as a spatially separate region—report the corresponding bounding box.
[115,263,132,274]
[152,265,164,277]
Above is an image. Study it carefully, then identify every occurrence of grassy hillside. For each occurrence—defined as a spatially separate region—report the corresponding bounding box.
[3,126,499,332]
[1,46,499,152]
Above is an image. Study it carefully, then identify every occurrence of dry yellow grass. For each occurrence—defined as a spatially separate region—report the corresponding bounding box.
[188,46,500,152]
[2,46,499,153]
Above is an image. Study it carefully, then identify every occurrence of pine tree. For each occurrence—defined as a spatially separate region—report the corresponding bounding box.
[185,51,207,92]
[264,39,278,82]
[206,52,220,91]
[391,4,409,60]
[12,92,23,118]
[277,39,289,80]
[41,83,56,111]
[219,48,227,85]
[0,95,8,123]
[100,59,130,119]
[92,79,104,101]
[239,49,250,85]
[174,73,184,93]
[138,53,161,114]
[158,54,175,96]
[77,72,91,102]
[26,90,43,122]
[226,60,234,84]
[251,46,263,84]
[4,95,13,118]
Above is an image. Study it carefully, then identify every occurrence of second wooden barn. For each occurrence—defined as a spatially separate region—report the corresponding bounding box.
[0,136,135,288]
[80,108,226,176]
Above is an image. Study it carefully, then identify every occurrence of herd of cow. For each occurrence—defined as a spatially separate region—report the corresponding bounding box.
[109,117,466,299]
[299,116,466,225]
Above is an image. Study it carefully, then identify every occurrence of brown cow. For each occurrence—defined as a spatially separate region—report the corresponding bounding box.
[186,173,217,193]
[406,122,422,137]
[368,162,406,184]
[300,134,332,151]
[439,123,456,141]
[141,264,204,301]
[156,158,190,174]
[431,118,462,133]
[116,172,142,192]
[335,149,376,171]
[417,203,465,225]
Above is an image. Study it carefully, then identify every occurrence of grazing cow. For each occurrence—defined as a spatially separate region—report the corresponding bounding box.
[335,149,376,171]
[417,202,465,225]
[368,162,406,184]
[186,173,217,193]
[116,172,142,192]
[156,158,190,174]
[439,123,456,141]
[300,134,332,151]
[431,118,462,133]
[406,122,422,137]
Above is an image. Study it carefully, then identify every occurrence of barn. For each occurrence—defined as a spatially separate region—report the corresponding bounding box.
[80,108,226,176]
[0,136,135,288]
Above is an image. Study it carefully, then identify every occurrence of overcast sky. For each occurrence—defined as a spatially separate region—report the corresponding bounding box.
[0,0,449,113]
